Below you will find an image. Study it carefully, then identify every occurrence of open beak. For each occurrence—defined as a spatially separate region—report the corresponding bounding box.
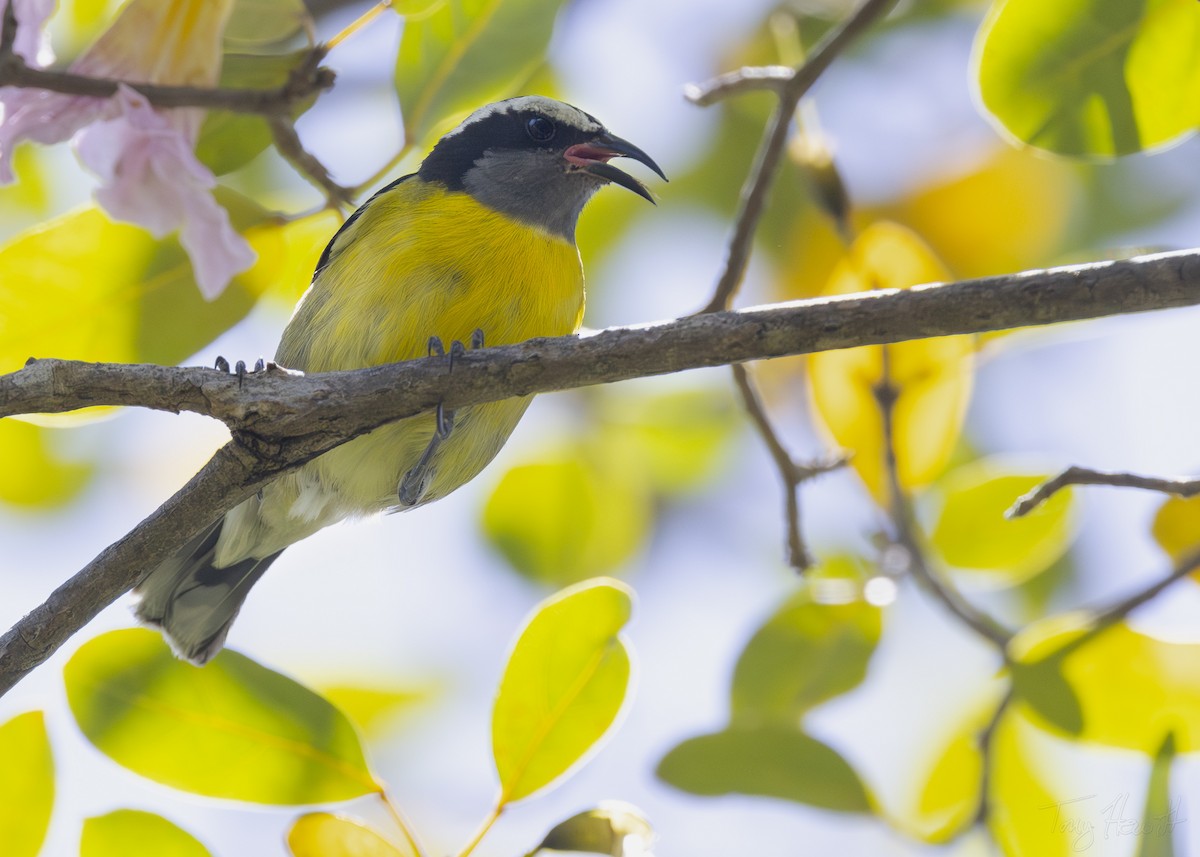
[564,131,667,203]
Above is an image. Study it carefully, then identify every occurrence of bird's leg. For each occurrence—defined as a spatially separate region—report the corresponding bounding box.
[399,331,487,505]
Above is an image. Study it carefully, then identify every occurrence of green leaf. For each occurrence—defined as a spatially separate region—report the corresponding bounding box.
[64,628,378,804]
[394,0,570,145]
[0,419,95,508]
[482,451,652,584]
[287,813,408,857]
[930,461,1076,585]
[1010,653,1085,736]
[535,802,653,857]
[731,558,882,723]
[656,724,872,813]
[1137,733,1179,857]
[81,810,212,857]
[975,0,1200,157]
[0,711,54,857]
[197,51,320,176]
[223,0,312,50]
[492,579,634,803]
[0,200,282,376]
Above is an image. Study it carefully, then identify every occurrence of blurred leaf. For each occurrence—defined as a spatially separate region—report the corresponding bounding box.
[599,388,739,496]
[903,701,998,843]
[0,711,54,857]
[988,708,1079,855]
[0,145,51,217]
[64,628,378,804]
[319,683,429,735]
[197,51,319,176]
[0,199,279,376]
[536,802,652,857]
[975,0,1200,157]
[1009,618,1200,753]
[81,810,211,857]
[492,579,634,803]
[930,461,1076,585]
[223,0,311,50]
[877,147,1075,279]
[482,450,651,584]
[1150,494,1200,563]
[0,419,94,508]
[808,222,973,503]
[731,558,881,724]
[287,813,407,857]
[1137,733,1179,857]
[657,724,872,813]
[262,208,343,304]
[395,0,570,146]
[1010,654,1084,736]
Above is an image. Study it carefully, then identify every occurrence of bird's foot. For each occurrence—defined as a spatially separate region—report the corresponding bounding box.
[214,355,267,389]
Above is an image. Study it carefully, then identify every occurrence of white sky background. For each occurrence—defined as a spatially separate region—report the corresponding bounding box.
[3,0,1200,855]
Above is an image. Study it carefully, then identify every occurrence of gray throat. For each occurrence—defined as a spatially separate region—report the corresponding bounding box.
[463,149,601,241]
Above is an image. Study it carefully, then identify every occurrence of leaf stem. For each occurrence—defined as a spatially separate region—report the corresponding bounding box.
[456,802,504,857]
[379,788,427,857]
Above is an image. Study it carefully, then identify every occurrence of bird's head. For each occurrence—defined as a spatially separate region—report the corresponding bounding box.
[419,96,666,240]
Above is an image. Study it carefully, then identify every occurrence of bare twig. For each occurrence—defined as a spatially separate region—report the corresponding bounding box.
[0,0,17,58]
[3,247,1200,695]
[268,115,356,208]
[683,66,794,105]
[693,0,899,314]
[974,687,1014,827]
[0,43,334,114]
[876,349,1013,650]
[732,364,847,570]
[1007,465,1200,518]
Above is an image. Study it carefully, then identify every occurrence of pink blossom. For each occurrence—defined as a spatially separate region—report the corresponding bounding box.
[0,0,252,298]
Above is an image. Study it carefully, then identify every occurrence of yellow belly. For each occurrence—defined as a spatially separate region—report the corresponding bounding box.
[215,181,585,563]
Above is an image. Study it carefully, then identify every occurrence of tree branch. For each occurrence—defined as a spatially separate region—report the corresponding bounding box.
[693,0,899,313]
[3,247,1200,696]
[1007,465,1200,518]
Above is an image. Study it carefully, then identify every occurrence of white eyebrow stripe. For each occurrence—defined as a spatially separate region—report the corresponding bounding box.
[443,96,602,137]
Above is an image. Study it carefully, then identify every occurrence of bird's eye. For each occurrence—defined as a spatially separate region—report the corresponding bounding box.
[525,115,556,142]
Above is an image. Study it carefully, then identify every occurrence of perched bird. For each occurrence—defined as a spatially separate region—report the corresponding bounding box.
[135,96,665,664]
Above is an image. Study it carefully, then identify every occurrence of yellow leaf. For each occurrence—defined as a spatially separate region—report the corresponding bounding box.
[808,222,973,502]
[1010,619,1200,753]
[319,684,430,736]
[1151,494,1200,563]
[492,579,634,803]
[930,460,1077,585]
[287,813,407,857]
[0,712,54,857]
[82,810,211,857]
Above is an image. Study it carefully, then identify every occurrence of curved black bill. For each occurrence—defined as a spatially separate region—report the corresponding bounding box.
[568,131,667,204]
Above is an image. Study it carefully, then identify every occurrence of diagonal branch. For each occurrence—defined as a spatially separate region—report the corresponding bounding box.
[2,247,1200,696]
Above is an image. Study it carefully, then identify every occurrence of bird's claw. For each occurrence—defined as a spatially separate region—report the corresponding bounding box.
[214,356,267,389]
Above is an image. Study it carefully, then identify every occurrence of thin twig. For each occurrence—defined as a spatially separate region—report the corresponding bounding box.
[694,0,899,314]
[876,349,1013,651]
[1007,466,1200,518]
[268,115,356,208]
[0,0,18,58]
[732,363,847,570]
[0,47,334,114]
[683,66,794,105]
[974,687,1013,827]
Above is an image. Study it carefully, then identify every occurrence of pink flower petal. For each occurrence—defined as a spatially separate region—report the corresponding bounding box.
[77,86,256,299]
[11,0,55,65]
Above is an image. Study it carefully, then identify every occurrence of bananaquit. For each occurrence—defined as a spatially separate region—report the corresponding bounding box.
[135,96,665,664]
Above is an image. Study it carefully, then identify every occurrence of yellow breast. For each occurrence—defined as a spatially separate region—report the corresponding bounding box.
[279,179,585,372]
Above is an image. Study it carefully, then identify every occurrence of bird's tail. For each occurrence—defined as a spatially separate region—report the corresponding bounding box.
[134,520,283,666]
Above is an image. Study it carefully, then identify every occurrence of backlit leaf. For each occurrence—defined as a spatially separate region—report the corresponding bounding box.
[0,200,282,376]
[731,558,881,723]
[536,802,653,857]
[975,0,1200,157]
[988,708,1079,855]
[287,813,408,857]
[223,0,311,50]
[1150,494,1200,563]
[64,628,378,804]
[318,683,429,735]
[930,461,1076,585]
[0,419,94,508]
[808,222,973,503]
[492,579,634,803]
[81,810,211,857]
[482,450,651,584]
[394,0,570,145]
[0,711,54,857]
[1010,618,1200,753]
[657,724,872,813]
